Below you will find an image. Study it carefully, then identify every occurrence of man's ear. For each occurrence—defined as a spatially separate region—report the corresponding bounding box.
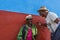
[54,18,59,24]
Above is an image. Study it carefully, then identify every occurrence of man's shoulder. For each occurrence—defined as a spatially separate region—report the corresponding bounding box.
[22,25,27,27]
[49,12,56,15]
[48,12,58,16]
[32,24,36,26]
[22,24,36,28]
[21,25,26,29]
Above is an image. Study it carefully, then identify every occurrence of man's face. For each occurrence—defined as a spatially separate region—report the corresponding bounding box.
[39,10,48,17]
[26,18,32,25]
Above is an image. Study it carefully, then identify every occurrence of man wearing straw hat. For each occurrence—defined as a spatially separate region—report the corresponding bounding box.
[37,6,60,40]
[17,15,37,40]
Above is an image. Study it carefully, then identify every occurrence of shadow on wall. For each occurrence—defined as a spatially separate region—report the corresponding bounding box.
[0,10,51,40]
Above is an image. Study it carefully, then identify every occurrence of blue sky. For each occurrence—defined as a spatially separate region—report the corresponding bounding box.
[0,0,60,17]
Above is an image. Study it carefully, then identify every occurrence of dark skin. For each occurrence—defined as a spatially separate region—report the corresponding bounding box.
[54,18,60,24]
[38,10,59,26]
[20,19,33,40]
[26,18,37,38]
[38,10,48,26]
[39,10,48,18]
[26,18,32,27]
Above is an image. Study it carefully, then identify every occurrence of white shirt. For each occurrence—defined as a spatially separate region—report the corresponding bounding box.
[46,12,58,33]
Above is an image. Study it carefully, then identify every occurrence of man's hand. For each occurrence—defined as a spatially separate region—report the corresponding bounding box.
[54,18,59,24]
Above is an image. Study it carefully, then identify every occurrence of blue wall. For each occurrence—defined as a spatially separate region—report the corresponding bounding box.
[0,0,60,17]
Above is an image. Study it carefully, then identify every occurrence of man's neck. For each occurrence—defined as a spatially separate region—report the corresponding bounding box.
[45,13,48,18]
[27,24,32,27]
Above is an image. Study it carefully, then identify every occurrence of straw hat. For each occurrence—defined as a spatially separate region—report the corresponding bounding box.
[37,6,49,12]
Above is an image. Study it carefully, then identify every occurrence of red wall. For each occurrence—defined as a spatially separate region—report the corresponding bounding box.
[0,10,51,40]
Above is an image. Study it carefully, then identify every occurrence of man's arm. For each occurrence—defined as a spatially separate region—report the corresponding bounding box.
[50,12,59,24]
[54,18,59,24]
[17,27,23,40]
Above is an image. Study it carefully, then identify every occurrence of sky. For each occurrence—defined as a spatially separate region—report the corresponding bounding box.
[0,0,60,17]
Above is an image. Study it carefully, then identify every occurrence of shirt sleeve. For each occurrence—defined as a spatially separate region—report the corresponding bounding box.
[35,26,38,35]
[17,27,23,40]
[50,12,58,22]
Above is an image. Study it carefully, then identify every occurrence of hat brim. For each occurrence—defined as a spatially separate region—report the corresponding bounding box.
[37,9,48,12]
